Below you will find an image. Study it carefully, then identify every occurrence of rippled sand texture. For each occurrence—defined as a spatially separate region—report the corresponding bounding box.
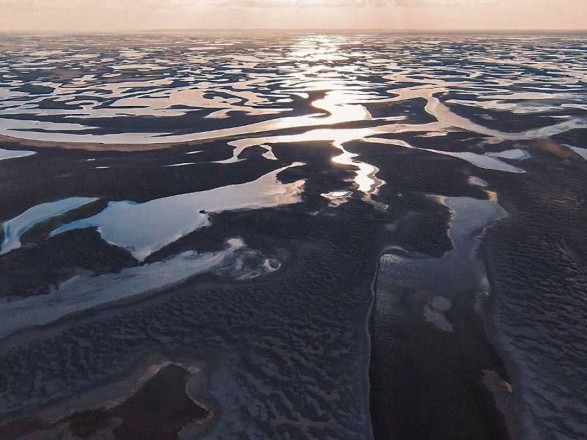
[0,33,586,439]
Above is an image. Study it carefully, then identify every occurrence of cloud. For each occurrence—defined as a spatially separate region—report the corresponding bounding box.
[0,0,584,31]
[220,0,496,7]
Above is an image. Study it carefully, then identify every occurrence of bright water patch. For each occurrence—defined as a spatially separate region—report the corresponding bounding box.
[51,166,304,261]
[1,197,98,255]
[570,145,587,161]
[0,148,35,161]
[430,150,526,173]
[487,149,531,161]
[0,238,279,339]
[378,196,505,296]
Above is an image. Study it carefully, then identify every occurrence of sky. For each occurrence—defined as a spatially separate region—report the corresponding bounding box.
[0,0,585,32]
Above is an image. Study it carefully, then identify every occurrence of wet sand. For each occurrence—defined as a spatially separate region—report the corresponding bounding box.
[3,133,575,440]
[2,364,210,440]
[365,142,587,439]
[0,133,183,152]
[480,149,587,439]
[0,139,379,439]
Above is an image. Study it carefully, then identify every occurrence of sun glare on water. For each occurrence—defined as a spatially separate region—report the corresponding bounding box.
[283,36,385,196]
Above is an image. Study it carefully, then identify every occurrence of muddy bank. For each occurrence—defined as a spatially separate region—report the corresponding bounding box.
[0,139,380,439]
[481,150,587,439]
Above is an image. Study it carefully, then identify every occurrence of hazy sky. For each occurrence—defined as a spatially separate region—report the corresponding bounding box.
[0,0,585,32]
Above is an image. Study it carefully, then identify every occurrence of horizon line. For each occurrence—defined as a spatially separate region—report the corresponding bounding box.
[1,28,586,35]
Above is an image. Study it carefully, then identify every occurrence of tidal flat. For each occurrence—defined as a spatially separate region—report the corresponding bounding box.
[0,32,586,440]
